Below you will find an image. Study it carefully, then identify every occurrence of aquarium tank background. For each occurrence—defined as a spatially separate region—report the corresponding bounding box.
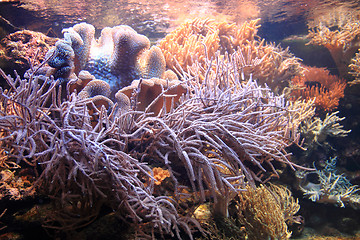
[0,0,360,239]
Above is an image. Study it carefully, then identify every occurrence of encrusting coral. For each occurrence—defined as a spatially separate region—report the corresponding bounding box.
[0,30,57,76]
[159,18,303,93]
[306,6,360,77]
[288,66,346,112]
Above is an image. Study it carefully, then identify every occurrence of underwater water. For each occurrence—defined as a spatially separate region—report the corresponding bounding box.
[1,0,360,239]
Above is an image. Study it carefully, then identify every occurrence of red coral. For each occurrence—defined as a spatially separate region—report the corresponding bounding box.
[290,66,346,112]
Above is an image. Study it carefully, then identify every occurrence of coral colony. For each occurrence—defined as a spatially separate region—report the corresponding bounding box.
[0,16,359,240]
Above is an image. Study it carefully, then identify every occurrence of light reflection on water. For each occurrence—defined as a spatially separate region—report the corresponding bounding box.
[1,0,360,41]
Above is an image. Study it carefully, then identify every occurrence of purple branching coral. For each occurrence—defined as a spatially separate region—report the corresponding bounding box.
[0,45,314,237]
[0,68,199,238]
[132,51,314,218]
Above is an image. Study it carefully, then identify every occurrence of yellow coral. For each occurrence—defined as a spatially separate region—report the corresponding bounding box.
[235,184,300,240]
[152,167,170,185]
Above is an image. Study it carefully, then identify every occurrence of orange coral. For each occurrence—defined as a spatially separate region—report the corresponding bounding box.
[306,6,360,77]
[118,78,187,115]
[159,18,259,71]
[160,18,303,93]
[152,167,170,185]
[289,66,346,112]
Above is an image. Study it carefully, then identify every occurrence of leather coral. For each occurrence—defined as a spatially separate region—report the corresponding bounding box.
[45,22,170,94]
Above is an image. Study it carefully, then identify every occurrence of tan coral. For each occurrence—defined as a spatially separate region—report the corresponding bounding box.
[78,79,114,118]
[306,6,360,77]
[160,18,303,93]
[118,78,187,115]
[68,70,96,94]
[236,184,300,240]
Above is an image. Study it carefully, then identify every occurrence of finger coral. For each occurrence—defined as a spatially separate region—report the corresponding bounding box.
[289,66,346,112]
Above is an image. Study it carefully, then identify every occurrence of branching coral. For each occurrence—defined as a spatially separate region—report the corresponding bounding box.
[159,18,303,93]
[349,52,360,85]
[297,157,360,209]
[300,111,351,146]
[0,68,197,238]
[289,66,346,112]
[235,184,301,240]
[306,6,360,77]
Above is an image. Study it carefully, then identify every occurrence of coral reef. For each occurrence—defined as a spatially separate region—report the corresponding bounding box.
[297,157,360,209]
[235,184,301,240]
[45,22,171,94]
[0,30,57,76]
[300,111,351,146]
[349,52,360,85]
[0,35,314,237]
[159,18,303,93]
[306,6,360,77]
[118,77,187,115]
[289,66,346,112]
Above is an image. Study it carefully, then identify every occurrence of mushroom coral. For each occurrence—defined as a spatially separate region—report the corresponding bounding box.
[45,22,172,94]
[289,66,346,112]
[118,77,187,115]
